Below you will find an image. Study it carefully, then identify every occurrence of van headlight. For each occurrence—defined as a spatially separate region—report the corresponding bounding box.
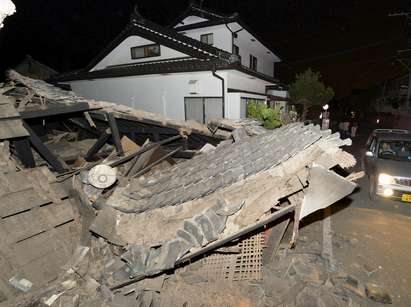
[378,173,394,185]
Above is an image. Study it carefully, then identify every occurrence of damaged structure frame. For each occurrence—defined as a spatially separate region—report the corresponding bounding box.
[0,70,361,306]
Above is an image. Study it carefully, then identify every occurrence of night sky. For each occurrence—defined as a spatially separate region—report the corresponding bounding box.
[0,0,410,97]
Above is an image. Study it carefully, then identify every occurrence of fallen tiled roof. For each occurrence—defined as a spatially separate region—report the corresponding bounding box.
[8,70,228,139]
[108,123,331,213]
[0,166,78,304]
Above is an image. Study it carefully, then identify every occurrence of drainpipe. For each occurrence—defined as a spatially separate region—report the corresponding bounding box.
[212,69,225,118]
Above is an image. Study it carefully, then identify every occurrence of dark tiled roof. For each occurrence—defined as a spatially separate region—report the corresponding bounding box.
[51,58,278,84]
[81,17,235,74]
[51,6,278,84]
[52,58,223,82]
[169,1,231,27]
[170,4,283,60]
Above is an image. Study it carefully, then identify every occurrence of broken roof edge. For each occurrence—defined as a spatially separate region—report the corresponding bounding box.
[88,100,228,139]
[7,70,225,139]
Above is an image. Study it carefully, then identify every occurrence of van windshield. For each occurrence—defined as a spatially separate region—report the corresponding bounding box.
[378,140,411,161]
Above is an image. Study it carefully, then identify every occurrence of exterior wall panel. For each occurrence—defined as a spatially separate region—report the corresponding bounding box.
[69,71,223,121]
[92,36,189,71]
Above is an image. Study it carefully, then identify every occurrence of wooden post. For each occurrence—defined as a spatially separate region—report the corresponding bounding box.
[108,113,124,156]
[14,138,35,168]
[85,129,111,161]
[23,122,66,173]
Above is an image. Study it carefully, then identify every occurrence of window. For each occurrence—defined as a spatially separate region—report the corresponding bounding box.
[200,33,214,45]
[249,55,257,71]
[233,44,239,55]
[130,44,160,59]
[185,97,223,123]
[378,140,411,161]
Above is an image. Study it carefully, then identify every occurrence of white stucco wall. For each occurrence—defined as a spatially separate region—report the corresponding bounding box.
[226,92,241,119]
[179,24,232,53]
[227,22,280,78]
[67,69,272,121]
[92,36,189,71]
[226,70,273,94]
[177,21,280,78]
[69,71,226,121]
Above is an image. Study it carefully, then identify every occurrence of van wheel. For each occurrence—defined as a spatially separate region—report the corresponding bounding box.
[369,175,377,201]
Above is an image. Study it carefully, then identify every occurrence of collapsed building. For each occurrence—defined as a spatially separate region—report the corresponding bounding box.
[0,71,363,306]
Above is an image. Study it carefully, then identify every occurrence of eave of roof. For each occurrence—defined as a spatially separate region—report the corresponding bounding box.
[174,18,282,61]
[50,58,278,84]
[168,2,229,28]
[84,17,234,73]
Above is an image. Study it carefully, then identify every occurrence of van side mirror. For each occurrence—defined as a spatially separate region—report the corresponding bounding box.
[366,151,374,157]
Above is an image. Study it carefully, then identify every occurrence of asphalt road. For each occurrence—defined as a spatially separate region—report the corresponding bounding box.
[331,133,411,306]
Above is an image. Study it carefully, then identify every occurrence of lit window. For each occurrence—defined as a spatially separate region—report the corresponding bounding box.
[249,55,257,71]
[131,44,161,59]
[200,33,214,45]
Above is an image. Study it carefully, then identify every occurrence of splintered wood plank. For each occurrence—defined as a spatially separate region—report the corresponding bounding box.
[0,171,33,194]
[0,209,47,244]
[0,104,20,119]
[0,202,74,244]
[50,182,70,199]
[262,218,290,265]
[46,200,75,227]
[0,188,51,218]
[4,223,74,267]
[18,247,70,289]
[0,120,29,139]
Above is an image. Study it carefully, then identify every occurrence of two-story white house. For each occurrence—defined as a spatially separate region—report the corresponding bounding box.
[52,2,285,123]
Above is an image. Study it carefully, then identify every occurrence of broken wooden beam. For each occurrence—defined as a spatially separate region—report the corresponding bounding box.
[85,129,111,162]
[22,121,66,173]
[108,112,124,156]
[13,138,35,168]
[131,146,182,178]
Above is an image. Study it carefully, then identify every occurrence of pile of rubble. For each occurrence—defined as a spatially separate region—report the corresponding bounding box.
[0,72,377,307]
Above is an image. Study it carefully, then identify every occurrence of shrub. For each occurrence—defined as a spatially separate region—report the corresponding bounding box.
[247,101,282,129]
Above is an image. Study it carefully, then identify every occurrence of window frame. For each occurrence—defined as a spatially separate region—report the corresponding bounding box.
[249,54,257,71]
[200,33,214,46]
[233,44,239,55]
[130,43,161,60]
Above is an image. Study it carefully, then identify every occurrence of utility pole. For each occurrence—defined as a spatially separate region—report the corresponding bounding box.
[395,49,411,108]
[390,9,411,108]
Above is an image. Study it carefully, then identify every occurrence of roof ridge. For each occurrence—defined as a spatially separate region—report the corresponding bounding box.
[130,17,235,63]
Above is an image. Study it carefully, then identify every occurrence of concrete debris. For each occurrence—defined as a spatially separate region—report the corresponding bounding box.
[198,143,216,153]
[365,283,393,304]
[8,276,32,292]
